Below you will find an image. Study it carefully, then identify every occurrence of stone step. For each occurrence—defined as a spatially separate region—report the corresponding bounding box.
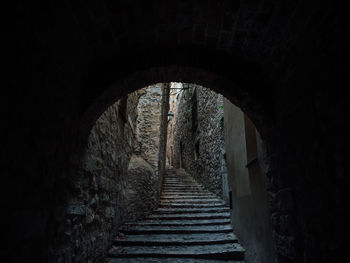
[155,207,230,214]
[161,196,217,200]
[164,175,192,180]
[106,171,245,262]
[162,187,204,191]
[108,258,244,263]
[160,199,223,204]
[108,243,245,260]
[163,182,199,184]
[159,203,226,208]
[161,193,215,197]
[163,184,201,186]
[162,192,213,195]
[163,187,202,190]
[164,180,194,183]
[147,212,231,220]
[164,182,193,184]
[160,201,225,205]
[162,191,212,195]
[125,218,231,226]
[161,195,215,199]
[160,195,217,201]
[120,224,233,235]
[163,184,198,187]
[163,189,205,192]
[114,233,238,246]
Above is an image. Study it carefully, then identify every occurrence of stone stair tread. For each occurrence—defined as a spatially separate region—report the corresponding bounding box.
[162,193,212,195]
[106,170,244,262]
[148,212,230,219]
[121,224,232,231]
[108,243,245,260]
[162,193,215,196]
[163,183,201,185]
[108,257,245,263]
[161,197,217,200]
[161,198,222,203]
[114,232,238,245]
[125,218,231,226]
[161,195,216,198]
[160,203,225,208]
[120,225,233,234]
[163,184,206,187]
[161,196,217,199]
[162,190,204,192]
[155,207,230,213]
[164,185,199,187]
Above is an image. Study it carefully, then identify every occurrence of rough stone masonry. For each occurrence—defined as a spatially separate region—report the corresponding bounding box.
[50,84,169,262]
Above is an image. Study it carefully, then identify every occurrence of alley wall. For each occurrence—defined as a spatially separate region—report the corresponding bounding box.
[51,85,167,262]
[172,84,226,198]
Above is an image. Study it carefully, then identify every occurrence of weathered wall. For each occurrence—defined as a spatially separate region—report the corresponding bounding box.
[125,154,158,221]
[135,85,162,170]
[173,84,225,197]
[158,83,170,189]
[50,93,139,261]
[135,83,169,194]
[50,88,163,262]
[224,98,274,263]
[166,83,183,168]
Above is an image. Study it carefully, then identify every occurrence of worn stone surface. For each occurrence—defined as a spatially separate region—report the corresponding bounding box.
[107,169,245,262]
[125,154,158,221]
[135,86,162,170]
[51,93,141,262]
[109,259,244,263]
[48,87,165,261]
[109,243,244,259]
[172,85,226,198]
[157,84,170,191]
[114,233,238,245]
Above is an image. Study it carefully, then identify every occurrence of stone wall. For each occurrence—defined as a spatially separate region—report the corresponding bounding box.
[167,83,182,167]
[157,83,170,189]
[125,154,158,221]
[135,85,162,170]
[50,88,163,262]
[173,84,226,198]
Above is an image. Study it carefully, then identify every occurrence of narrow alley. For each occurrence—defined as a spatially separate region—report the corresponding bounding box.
[79,82,268,262]
[7,2,347,262]
[108,169,244,262]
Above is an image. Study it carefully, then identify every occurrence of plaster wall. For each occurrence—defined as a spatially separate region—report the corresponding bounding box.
[224,98,274,263]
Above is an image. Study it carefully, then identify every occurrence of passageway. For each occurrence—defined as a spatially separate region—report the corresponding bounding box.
[7,2,347,262]
[71,83,271,262]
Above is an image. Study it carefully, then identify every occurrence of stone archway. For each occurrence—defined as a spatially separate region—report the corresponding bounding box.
[7,0,347,262]
[64,59,277,262]
[74,63,273,162]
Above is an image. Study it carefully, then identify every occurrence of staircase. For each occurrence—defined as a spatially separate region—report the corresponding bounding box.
[107,169,245,262]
